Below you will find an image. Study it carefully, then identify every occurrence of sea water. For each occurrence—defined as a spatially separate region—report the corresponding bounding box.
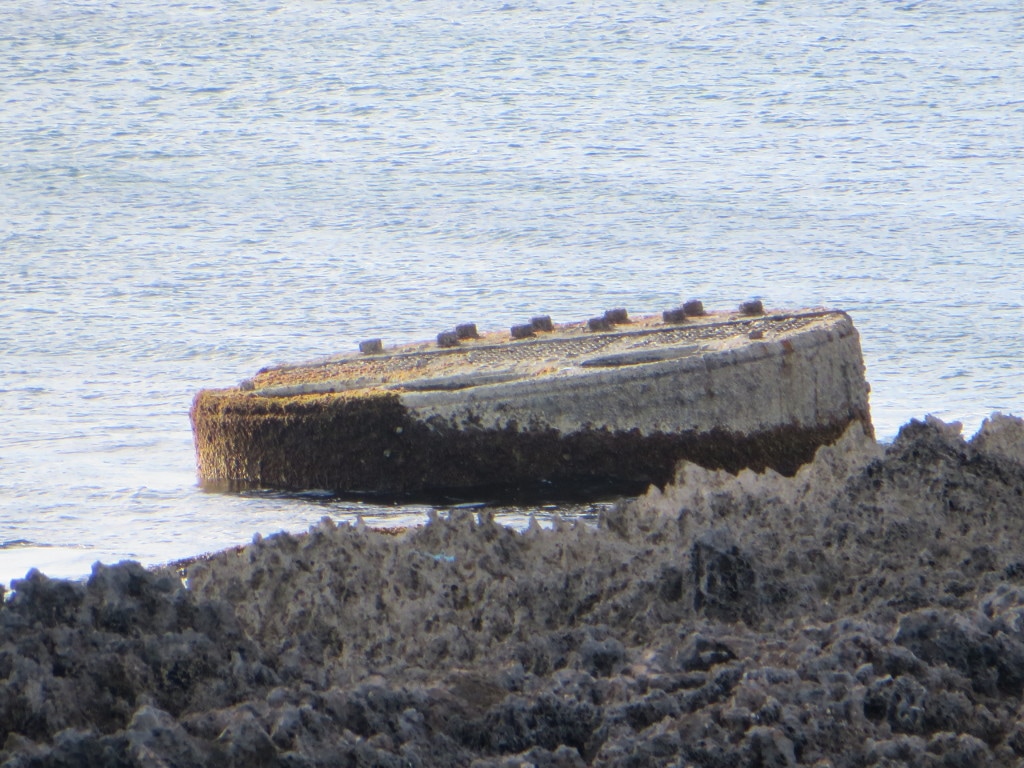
[1,0,1021,586]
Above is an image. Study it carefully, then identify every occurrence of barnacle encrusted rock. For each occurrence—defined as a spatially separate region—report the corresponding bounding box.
[3,415,1024,767]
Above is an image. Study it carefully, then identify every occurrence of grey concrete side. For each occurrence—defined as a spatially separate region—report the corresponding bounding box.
[400,315,869,437]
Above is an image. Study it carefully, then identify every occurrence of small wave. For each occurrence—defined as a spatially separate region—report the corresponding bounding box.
[0,539,47,550]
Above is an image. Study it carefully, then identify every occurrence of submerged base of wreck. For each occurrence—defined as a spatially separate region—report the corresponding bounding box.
[191,308,872,497]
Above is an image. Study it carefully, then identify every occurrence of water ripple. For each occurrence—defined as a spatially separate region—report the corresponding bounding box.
[0,0,1021,585]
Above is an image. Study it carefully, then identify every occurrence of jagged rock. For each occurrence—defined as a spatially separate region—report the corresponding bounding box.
[691,530,759,625]
[971,412,1024,466]
[4,416,1024,766]
[125,705,211,767]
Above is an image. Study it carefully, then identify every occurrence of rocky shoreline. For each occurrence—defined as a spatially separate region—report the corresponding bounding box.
[3,414,1024,767]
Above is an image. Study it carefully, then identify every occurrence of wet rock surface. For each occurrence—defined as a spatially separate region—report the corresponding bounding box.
[2,415,1024,767]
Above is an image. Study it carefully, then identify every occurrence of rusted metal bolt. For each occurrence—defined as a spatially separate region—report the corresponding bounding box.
[531,315,554,332]
[604,308,629,324]
[588,316,613,332]
[662,307,687,324]
[359,338,384,355]
[510,323,535,340]
[683,300,706,317]
[437,330,460,348]
[739,300,764,316]
[455,323,479,340]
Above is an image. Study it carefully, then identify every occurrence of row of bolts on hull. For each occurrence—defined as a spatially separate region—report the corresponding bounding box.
[357,299,765,355]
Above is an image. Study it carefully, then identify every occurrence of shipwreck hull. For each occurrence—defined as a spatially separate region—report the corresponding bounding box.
[191,309,872,498]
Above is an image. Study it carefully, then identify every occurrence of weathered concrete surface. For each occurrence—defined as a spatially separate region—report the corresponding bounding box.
[191,310,872,496]
[3,414,1024,767]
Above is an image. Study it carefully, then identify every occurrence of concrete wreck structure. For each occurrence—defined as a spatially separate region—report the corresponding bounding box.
[191,306,872,498]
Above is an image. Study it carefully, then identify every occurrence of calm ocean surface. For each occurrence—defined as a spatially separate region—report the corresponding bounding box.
[1,0,1021,587]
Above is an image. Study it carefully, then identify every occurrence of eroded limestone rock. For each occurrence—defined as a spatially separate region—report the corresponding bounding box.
[4,415,1024,766]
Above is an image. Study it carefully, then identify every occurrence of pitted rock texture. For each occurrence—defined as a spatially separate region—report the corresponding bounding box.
[2,414,1024,767]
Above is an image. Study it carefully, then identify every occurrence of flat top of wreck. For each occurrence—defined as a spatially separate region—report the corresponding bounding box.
[234,306,853,399]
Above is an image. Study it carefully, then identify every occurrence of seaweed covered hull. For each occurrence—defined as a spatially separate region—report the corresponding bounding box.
[190,391,863,498]
[191,309,872,497]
